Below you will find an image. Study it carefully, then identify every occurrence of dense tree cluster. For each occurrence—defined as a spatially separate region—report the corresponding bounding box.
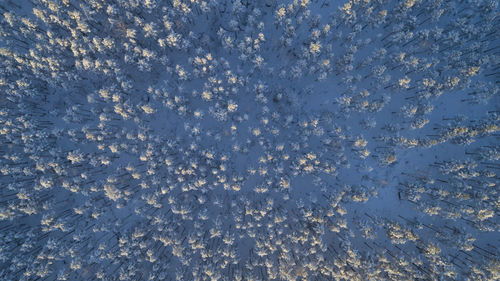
[0,0,499,280]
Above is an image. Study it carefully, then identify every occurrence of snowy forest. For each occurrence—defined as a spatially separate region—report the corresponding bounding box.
[0,0,499,280]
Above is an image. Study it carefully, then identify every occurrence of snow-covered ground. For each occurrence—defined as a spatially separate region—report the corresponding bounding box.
[0,0,499,280]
